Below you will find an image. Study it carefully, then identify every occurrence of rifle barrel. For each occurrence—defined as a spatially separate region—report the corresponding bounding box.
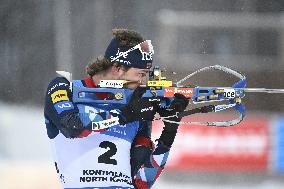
[243,88,284,93]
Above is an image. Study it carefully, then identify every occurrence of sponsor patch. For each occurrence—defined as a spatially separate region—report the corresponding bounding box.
[54,101,74,114]
[147,80,172,87]
[47,82,69,94]
[51,90,69,104]
[164,87,193,98]
[99,80,126,88]
[92,117,120,131]
[223,88,236,99]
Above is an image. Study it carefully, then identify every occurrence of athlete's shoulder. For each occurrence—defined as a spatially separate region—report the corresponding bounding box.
[48,77,70,87]
[46,77,71,95]
[45,76,74,113]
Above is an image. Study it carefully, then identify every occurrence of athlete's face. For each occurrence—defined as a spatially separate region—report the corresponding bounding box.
[118,68,148,89]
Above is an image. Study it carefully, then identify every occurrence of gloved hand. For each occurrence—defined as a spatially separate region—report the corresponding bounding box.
[157,93,189,148]
[158,93,189,121]
[200,105,215,113]
[117,87,160,125]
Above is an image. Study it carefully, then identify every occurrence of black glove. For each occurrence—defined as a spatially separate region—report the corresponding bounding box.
[118,87,160,125]
[178,104,215,117]
[200,105,215,113]
[158,93,189,121]
[157,93,189,148]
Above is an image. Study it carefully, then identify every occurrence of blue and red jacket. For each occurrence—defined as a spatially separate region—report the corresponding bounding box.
[44,76,171,189]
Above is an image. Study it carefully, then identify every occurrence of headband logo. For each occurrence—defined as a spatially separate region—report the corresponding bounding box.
[110,48,131,65]
[110,40,154,63]
[115,48,128,59]
[141,51,153,61]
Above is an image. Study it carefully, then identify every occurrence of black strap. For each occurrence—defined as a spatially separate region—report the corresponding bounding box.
[178,105,215,118]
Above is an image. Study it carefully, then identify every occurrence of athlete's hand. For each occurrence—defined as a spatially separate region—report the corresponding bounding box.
[118,87,160,124]
[170,93,189,112]
[158,93,189,121]
[157,93,189,148]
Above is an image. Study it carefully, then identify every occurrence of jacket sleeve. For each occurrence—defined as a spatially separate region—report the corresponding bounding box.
[44,77,91,139]
[130,121,153,178]
[132,144,170,189]
[132,121,177,189]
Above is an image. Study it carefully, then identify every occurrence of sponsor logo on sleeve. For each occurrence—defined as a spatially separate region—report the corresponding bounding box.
[47,82,69,94]
[51,90,69,104]
[54,101,74,114]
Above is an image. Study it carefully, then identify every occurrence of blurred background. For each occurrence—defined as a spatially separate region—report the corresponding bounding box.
[1,0,284,188]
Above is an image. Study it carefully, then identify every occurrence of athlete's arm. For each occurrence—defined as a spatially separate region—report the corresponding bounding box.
[130,121,153,178]
[133,94,189,189]
[132,128,172,189]
[130,120,168,189]
[44,77,90,138]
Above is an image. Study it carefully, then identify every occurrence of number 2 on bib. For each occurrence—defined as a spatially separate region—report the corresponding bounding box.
[98,141,117,165]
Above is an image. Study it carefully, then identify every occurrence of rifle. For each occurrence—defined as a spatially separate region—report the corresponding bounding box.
[59,65,284,127]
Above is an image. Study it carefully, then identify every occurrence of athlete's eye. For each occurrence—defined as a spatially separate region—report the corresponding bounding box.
[138,72,147,78]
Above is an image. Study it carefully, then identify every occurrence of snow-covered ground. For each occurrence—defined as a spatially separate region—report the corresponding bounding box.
[1,102,284,189]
